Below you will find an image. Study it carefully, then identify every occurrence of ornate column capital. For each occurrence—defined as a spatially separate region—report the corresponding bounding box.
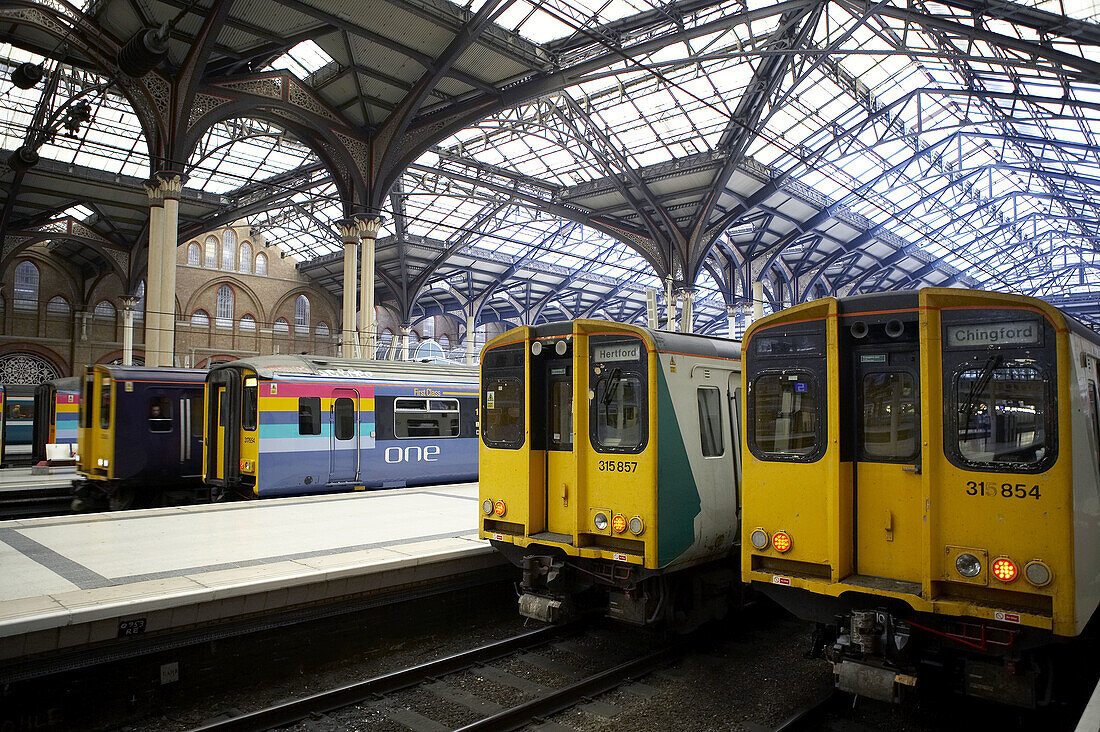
[336,218,361,243]
[149,171,188,199]
[353,213,385,239]
[120,295,140,311]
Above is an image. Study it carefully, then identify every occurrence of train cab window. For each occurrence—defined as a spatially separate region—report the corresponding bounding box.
[148,397,172,433]
[751,373,819,458]
[593,371,647,453]
[242,380,257,431]
[953,364,1051,469]
[482,344,525,449]
[394,398,460,438]
[698,386,724,457]
[82,374,94,428]
[334,397,356,440]
[298,397,321,435]
[189,396,204,438]
[99,376,111,429]
[861,372,918,460]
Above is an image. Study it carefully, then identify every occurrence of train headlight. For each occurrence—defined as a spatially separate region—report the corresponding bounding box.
[750,529,769,550]
[482,499,494,515]
[612,514,627,533]
[593,512,609,531]
[956,553,982,578]
[494,500,507,517]
[991,557,1018,582]
[772,531,792,553]
[629,516,645,535]
[1024,560,1052,587]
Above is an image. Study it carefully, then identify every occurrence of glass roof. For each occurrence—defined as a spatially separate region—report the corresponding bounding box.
[6,0,1100,331]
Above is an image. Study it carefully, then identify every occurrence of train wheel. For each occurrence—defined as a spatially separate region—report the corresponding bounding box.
[108,485,135,511]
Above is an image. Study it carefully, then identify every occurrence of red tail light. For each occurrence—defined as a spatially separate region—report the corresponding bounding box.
[772,531,792,553]
[992,557,1018,582]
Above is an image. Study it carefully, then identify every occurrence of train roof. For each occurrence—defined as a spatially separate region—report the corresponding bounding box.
[94,365,207,382]
[42,376,81,391]
[490,320,741,362]
[209,354,478,381]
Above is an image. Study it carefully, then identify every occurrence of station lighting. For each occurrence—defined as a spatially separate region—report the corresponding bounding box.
[991,557,1018,582]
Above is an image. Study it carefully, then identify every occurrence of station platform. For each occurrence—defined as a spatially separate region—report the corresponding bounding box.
[0,482,506,680]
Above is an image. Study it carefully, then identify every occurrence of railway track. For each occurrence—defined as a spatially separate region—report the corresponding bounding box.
[191,621,684,732]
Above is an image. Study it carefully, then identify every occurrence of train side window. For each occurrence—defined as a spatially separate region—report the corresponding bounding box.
[394,397,460,438]
[242,383,257,431]
[99,376,111,429]
[750,373,819,458]
[148,396,172,433]
[189,396,204,438]
[698,386,724,457]
[1088,380,1100,468]
[593,372,647,453]
[298,397,321,435]
[334,397,355,440]
[952,364,1051,469]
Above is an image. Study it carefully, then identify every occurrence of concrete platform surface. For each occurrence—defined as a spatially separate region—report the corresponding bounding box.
[0,483,503,667]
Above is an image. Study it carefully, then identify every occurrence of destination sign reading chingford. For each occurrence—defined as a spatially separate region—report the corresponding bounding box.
[947,320,1040,348]
[593,343,641,362]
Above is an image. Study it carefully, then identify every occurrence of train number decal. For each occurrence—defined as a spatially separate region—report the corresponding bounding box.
[598,460,638,473]
[965,481,1041,499]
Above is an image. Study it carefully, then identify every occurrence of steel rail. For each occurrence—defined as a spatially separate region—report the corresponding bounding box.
[189,624,572,732]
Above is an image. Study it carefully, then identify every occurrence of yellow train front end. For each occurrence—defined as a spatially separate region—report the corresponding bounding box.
[479,320,663,623]
[742,288,1082,705]
[76,365,116,484]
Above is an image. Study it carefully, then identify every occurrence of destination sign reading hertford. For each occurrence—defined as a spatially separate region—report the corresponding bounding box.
[593,343,640,362]
[947,320,1040,348]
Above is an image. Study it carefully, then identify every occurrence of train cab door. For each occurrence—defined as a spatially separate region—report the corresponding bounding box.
[852,342,922,584]
[211,384,227,481]
[544,360,574,538]
[329,388,359,483]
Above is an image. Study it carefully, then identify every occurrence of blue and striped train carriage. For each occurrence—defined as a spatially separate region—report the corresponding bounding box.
[0,384,4,465]
[204,355,480,500]
[1,384,35,466]
[32,376,81,463]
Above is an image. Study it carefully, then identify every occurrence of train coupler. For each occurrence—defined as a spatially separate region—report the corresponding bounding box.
[825,610,917,702]
[518,593,570,623]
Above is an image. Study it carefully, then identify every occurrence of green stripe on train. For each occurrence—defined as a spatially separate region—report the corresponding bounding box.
[657,365,700,567]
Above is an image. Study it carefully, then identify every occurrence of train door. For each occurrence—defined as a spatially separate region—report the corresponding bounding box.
[728,373,743,504]
[852,343,922,582]
[330,388,359,483]
[544,360,574,537]
[209,383,227,481]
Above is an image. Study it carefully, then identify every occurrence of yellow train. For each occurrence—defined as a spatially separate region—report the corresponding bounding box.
[741,288,1100,706]
[479,320,742,627]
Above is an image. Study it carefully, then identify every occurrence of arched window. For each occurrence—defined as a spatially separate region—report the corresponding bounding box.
[316,322,330,337]
[273,317,289,333]
[420,317,435,339]
[239,241,252,273]
[255,252,267,275]
[187,242,201,265]
[47,296,70,315]
[94,300,116,320]
[439,334,450,351]
[204,236,217,267]
[408,330,420,349]
[134,280,145,321]
[191,309,209,327]
[376,328,393,359]
[222,230,236,270]
[239,314,256,331]
[216,285,234,328]
[14,261,39,311]
[294,295,309,333]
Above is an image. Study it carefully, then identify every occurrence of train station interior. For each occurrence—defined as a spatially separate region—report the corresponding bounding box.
[2,0,1100,729]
